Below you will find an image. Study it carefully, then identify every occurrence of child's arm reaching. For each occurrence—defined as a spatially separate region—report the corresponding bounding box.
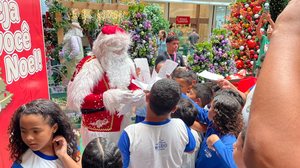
[207,134,237,168]
[53,136,81,168]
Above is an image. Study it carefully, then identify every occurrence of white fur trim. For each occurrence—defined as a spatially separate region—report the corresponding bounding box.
[92,32,131,59]
[103,90,118,114]
[67,59,103,111]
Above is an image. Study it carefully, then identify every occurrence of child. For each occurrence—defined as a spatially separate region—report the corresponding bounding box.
[196,91,244,168]
[135,59,166,124]
[118,79,196,168]
[172,69,197,95]
[187,83,213,135]
[187,83,213,108]
[171,99,201,168]
[82,137,122,168]
[9,99,80,168]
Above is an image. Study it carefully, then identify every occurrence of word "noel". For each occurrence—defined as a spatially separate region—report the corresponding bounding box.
[4,49,43,85]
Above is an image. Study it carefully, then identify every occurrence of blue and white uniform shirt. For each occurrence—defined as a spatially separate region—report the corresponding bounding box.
[12,149,63,168]
[119,118,196,168]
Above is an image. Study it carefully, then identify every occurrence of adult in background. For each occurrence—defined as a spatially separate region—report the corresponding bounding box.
[156,30,167,56]
[188,29,200,47]
[67,25,145,146]
[155,35,185,67]
[60,22,84,80]
[244,1,300,167]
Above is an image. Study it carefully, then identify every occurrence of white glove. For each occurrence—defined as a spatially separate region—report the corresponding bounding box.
[131,90,146,108]
[103,89,134,113]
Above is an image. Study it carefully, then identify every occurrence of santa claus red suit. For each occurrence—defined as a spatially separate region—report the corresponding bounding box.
[67,25,144,146]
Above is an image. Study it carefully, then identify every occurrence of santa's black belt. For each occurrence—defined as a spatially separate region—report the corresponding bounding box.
[81,107,106,114]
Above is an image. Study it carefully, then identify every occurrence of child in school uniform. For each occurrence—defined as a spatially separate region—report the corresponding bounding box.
[187,83,213,109]
[9,99,80,168]
[118,79,196,168]
[196,90,244,168]
[171,98,201,168]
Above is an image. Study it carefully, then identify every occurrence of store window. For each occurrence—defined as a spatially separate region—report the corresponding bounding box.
[213,5,229,29]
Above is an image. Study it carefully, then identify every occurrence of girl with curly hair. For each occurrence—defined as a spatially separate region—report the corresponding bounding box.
[9,99,81,168]
[195,90,244,168]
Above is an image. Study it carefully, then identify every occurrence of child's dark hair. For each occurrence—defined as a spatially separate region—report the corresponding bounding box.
[212,94,243,137]
[215,89,245,107]
[192,83,213,107]
[166,35,179,43]
[149,79,181,116]
[172,69,194,85]
[171,99,198,127]
[154,57,166,68]
[82,137,122,168]
[8,99,79,163]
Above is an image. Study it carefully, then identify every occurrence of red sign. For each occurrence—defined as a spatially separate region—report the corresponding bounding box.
[176,16,191,24]
[0,0,49,167]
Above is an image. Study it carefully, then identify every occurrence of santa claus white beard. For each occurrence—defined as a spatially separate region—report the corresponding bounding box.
[100,53,133,89]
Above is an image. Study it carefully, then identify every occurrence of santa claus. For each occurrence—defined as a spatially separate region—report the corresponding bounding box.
[67,25,144,146]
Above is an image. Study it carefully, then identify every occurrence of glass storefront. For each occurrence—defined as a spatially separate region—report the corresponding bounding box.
[213,5,230,29]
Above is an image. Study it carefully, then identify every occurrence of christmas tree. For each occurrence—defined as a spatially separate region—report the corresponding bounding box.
[189,29,236,80]
[270,0,289,21]
[144,4,169,35]
[122,4,155,62]
[0,70,13,112]
[225,0,268,73]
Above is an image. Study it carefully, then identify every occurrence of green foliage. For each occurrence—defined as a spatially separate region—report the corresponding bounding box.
[189,29,236,79]
[47,0,70,31]
[144,4,169,35]
[123,4,155,61]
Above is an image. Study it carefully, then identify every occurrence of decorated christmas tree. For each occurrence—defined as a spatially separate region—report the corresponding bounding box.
[0,70,13,112]
[270,0,289,21]
[226,0,268,73]
[144,4,169,35]
[122,4,155,61]
[189,29,236,79]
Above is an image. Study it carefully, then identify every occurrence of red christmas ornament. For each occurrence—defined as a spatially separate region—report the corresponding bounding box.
[248,27,252,32]
[253,6,262,14]
[250,49,255,55]
[236,60,244,69]
[247,40,256,49]
[254,54,258,59]
[240,51,245,56]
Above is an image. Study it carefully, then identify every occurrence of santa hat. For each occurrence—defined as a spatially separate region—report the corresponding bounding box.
[101,25,125,35]
[92,25,131,58]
